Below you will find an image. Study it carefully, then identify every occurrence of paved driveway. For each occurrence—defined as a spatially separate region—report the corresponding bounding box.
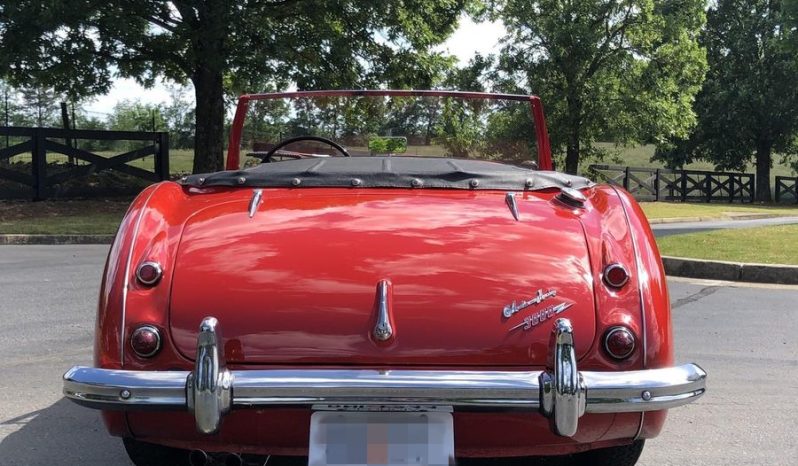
[1,246,796,465]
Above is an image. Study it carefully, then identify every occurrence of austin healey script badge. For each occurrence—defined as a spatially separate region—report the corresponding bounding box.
[509,302,573,332]
[502,289,557,318]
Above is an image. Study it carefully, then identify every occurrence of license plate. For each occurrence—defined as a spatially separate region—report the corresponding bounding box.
[309,411,455,466]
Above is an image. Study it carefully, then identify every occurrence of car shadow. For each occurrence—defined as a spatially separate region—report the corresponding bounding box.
[0,400,575,466]
[0,398,131,466]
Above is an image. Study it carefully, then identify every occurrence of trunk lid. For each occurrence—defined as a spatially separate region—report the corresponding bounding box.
[169,189,596,366]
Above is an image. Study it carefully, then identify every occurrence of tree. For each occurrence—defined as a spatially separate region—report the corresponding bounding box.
[724,0,798,201]
[661,0,798,201]
[161,85,195,149]
[484,0,707,174]
[0,1,468,173]
[19,86,59,127]
[109,101,165,133]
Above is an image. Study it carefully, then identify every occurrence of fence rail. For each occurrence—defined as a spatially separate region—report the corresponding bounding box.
[775,176,798,204]
[589,164,755,203]
[0,126,169,200]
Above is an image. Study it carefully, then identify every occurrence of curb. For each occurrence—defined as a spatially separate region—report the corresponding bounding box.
[2,236,796,285]
[648,213,781,224]
[0,234,114,245]
[661,256,798,285]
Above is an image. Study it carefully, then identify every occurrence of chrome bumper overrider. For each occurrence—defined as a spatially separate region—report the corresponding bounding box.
[63,317,706,437]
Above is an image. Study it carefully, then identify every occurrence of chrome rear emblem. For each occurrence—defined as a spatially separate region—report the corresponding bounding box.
[502,289,557,318]
[509,302,573,332]
[373,280,394,342]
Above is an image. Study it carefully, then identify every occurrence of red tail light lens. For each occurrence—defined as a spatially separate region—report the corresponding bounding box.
[603,263,629,288]
[130,325,162,358]
[604,327,636,360]
[136,261,163,286]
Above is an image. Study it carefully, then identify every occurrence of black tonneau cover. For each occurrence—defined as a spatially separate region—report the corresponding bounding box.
[181,156,593,191]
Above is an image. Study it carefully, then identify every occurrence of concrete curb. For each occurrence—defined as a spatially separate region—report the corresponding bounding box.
[0,234,114,245]
[648,213,781,224]
[2,235,796,285]
[662,256,798,285]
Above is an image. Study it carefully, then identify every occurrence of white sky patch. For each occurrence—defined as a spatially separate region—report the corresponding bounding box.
[83,16,506,116]
[83,77,175,116]
[436,15,505,64]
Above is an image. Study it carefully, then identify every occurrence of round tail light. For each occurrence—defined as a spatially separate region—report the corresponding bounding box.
[604,327,636,360]
[603,263,629,288]
[130,325,162,358]
[136,261,163,286]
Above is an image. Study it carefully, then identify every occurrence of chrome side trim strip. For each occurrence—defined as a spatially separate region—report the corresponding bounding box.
[610,185,649,440]
[120,184,160,364]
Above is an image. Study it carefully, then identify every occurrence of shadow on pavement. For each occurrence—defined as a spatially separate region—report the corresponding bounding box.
[0,398,131,466]
[0,399,577,466]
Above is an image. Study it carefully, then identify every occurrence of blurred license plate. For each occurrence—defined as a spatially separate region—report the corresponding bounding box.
[309,411,454,466]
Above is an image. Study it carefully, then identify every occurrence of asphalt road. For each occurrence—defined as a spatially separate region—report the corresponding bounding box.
[651,216,798,237]
[1,245,796,466]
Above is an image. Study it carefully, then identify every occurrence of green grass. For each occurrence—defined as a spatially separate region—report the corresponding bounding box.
[0,200,128,235]
[640,202,798,220]
[656,224,798,265]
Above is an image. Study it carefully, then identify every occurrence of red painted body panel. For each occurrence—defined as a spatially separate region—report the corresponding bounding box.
[168,189,597,366]
[94,178,674,456]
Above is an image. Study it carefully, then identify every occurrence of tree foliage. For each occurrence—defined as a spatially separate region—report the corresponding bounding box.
[482,0,707,174]
[657,0,798,201]
[0,0,469,173]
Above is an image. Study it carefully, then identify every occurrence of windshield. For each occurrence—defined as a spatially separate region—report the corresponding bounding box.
[233,94,540,168]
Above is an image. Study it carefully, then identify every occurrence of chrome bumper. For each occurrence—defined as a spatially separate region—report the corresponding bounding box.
[63,317,706,437]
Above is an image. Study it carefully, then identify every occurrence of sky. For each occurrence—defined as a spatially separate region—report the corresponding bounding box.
[83,15,506,116]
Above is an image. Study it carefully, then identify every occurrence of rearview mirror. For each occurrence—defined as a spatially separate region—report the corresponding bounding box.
[368,136,408,155]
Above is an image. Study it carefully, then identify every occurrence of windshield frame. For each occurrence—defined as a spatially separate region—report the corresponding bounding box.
[225,89,552,171]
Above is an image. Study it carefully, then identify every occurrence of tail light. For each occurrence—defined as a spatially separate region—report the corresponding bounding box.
[130,325,162,358]
[603,326,636,360]
[136,261,163,286]
[603,263,629,288]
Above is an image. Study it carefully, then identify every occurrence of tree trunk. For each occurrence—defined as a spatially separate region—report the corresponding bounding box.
[190,2,227,174]
[191,69,225,174]
[755,140,772,202]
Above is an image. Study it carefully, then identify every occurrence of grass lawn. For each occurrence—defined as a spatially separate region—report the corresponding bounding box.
[656,224,798,265]
[640,202,798,220]
[0,200,129,235]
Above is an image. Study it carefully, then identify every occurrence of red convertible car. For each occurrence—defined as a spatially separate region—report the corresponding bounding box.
[63,90,706,466]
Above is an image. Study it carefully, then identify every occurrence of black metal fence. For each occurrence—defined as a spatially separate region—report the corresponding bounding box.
[775,176,798,204]
[0,126,169,200]
[589,164,755,203]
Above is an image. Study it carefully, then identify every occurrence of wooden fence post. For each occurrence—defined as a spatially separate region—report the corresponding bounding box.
[31,128,47,201]
[623,166,630,190]
[680,170,687,202]
[654,169,660,201]
[155,132,170,181]
[705,175,712,203]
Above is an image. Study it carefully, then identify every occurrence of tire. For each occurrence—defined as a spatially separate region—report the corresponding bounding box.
[123,437,191,466]
[572,439,645,466]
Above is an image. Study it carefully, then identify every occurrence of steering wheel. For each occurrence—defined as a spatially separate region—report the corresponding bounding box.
[262,136,350,162]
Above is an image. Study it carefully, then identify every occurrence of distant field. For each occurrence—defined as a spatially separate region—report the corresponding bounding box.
[2,141,795,179]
